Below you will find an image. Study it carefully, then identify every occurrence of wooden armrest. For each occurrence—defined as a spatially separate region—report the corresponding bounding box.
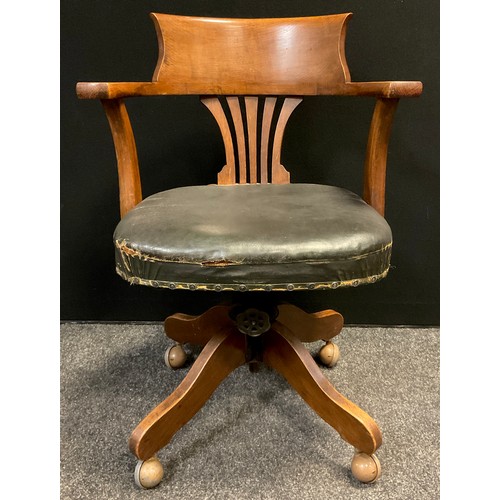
[77,82,155,100]
[76,81,423,99]
[342,81,422,98]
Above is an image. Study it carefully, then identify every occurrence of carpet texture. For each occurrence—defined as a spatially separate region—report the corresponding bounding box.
[60,323,439,499]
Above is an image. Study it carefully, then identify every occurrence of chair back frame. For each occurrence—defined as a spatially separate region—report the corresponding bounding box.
[76,13,422,217]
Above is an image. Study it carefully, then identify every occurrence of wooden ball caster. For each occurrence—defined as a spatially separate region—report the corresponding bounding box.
[134,456,164,489]
[318,341,340,367]
[351,452,381,483]
[165,344,187,369]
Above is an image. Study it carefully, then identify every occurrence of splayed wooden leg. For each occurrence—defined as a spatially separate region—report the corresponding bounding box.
[263,322,382,454]
[129,327,246,460]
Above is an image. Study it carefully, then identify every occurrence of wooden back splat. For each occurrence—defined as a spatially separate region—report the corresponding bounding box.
[201,96,302,184]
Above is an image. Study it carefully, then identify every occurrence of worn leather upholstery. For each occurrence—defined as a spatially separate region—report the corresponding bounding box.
[113,184,392,291]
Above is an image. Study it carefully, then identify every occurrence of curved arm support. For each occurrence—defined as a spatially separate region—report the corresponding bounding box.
[101,99,142,218]
[363,98,399,216]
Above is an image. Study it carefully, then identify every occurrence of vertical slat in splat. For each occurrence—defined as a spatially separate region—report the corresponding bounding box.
[245,97,258,183]
[201,97,236,184]
[260,97,277,184]
[271,97,302,183]
[227,97,247,183]
[202,95,302,185]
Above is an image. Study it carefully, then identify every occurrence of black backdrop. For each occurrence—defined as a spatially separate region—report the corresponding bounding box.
[61,0,439,325]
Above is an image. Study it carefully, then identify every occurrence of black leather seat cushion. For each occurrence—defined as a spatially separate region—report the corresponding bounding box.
[113,184,392,291]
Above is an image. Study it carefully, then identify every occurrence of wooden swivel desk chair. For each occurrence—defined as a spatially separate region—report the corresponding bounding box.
[76,12,422,489]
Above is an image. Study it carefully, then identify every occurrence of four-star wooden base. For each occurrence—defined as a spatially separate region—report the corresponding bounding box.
[129,304,382,489]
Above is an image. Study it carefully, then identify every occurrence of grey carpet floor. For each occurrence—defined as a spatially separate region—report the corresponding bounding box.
[60,323,439,499]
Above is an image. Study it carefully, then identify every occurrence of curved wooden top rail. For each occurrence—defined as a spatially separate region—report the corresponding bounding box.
[150,13,352,90]
[76,80,423,99]
[77,13,422,98]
